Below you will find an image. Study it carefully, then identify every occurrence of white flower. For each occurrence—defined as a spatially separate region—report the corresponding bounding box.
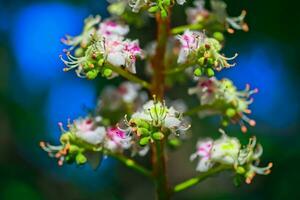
[61,15,144,78]
[190,139,214,172]
[191,130,241,172]
[210,133,240,165]
[188,77,219,105]
[105,127,131,152]
[236,137,273,184]
[177,30,205,63]
[131,100,189,134]
[186,0,209,24]
[188,77,258,132]
[62,15,101,49]
[98,19,129,39]
[73,118,106,145]
[118,82,141,103]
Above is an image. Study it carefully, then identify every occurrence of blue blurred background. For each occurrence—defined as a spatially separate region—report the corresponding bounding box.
[0,0,300,199]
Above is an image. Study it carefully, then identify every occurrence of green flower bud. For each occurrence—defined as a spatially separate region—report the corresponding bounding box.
[75,48,84,57]
[226,108,236,118]
[69,145,80,154]
[164,0,171,6]
[213,32,224,42]
[198,57,205,65]
[148,6,159,13]
[152,132,164,140]
[236,166,246,174]
[102,68,113,78]
[221,119,229,127]
[132,119,150,129]
[194,68,202,76]
[137,128,150,137]
[168,138,182,148]
[86,69,99,79]
[206,68,215,77]
[207,58,214,65]
[98,58,105,66]
[139,136,151,146]
[75,153,87,165]
[160,9,168,18]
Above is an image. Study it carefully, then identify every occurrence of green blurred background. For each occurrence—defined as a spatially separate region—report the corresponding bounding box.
[0,0,299,199]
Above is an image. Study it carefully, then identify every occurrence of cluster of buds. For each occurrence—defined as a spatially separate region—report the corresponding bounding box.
[60,15,144,79]
[177,30,238,77]
[186,0,249,34]
[190,130,272,184]
[126,98,190,146]
[40,116,131,167]
[189,77,258,132]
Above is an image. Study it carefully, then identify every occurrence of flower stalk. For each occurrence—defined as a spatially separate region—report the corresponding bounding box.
[105,62,150,89]
[150,10,171,200]
[106,151,152,178]
[173,165,231,193]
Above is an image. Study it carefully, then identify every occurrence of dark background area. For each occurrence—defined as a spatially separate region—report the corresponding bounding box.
[0,0,300,199]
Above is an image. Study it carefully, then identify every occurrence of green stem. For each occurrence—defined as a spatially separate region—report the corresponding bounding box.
[184,104,216,116]
[107,152,152,178]
[105,63,151,89]
[171,23,203,35]
[164,62,194,74]
[173,165,231,193]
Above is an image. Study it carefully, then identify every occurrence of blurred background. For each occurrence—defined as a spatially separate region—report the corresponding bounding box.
[0,0,299,199]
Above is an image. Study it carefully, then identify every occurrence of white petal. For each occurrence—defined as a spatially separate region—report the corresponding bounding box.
[75,127,106,145]
[164,116,181,128]
[176,0,186,5]
[107,52,126,67]
[196,158,213,172]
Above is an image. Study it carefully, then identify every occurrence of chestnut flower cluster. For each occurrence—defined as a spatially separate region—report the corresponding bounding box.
[60,15,144,79]
[189,77,258,132]
[40,0,272,197]
[40,116,131,167]
[126,98,190,146]
[177,30,238,77]
[186,0,248,34]
[191,130,272,184]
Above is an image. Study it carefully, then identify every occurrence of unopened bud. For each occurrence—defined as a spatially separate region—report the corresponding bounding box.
[152,132,164,140]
